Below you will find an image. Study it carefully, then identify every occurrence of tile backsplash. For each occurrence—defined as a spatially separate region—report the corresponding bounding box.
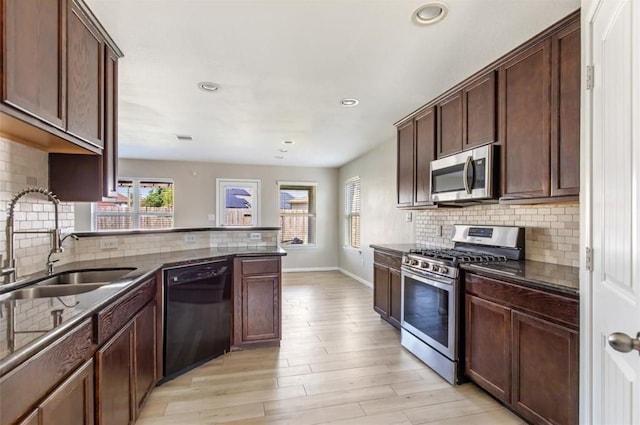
[415,203,580,267]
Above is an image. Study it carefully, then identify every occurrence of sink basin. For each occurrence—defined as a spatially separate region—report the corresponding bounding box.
[0,284,108,301]
[37,268,136,286]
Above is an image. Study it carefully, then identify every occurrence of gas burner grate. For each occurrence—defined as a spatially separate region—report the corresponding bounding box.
[409,248,507,264]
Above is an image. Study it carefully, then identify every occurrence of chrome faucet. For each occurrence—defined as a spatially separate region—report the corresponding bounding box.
[2,187,65,283]
[46,233,79,275]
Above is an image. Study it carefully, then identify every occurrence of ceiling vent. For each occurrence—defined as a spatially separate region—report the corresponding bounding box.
[176,135,193,142]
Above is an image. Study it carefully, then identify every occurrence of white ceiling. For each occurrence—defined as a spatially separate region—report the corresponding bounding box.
[87,0,580,168]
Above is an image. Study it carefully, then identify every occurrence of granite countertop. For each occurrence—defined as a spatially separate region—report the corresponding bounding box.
[370,243,579,295]
[0,246,287,373]
[461,260,579,296]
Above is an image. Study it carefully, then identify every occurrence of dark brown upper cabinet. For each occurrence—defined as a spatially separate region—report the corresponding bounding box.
[550,20,581,198]
[396,120,415,207]
[67,0,105,148]
[463,71,497,150]
[1,0,121,153]
[3,0,66,130]
[499,39,552,199]
[103,46,120,199]
[414,107,436,206]
[437,91,463,158]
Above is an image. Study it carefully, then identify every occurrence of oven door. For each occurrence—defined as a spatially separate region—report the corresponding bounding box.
[430,145,493,202]
[401,268,457,361]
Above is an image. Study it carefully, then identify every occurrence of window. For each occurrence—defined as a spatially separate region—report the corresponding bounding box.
[279,182,316,246]
[216,179,260,227]
[93,179,174,230]
[345,177,361,248]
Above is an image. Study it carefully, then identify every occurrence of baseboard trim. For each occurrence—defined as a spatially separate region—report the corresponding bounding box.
[338,268,372,288]
[282,267,339,273]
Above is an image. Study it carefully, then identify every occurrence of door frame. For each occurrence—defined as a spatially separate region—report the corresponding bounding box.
[579,0,595,423]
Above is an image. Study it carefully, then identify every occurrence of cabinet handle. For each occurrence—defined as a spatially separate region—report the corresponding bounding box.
[463,155,473,194]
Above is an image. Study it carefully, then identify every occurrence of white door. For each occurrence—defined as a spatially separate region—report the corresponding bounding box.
[585,0,640,423]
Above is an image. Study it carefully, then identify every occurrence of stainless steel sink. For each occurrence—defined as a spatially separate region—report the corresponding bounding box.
[37,268,136,286]
[0,283,108,301]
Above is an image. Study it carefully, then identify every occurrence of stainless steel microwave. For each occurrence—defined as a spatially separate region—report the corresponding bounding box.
[430,145,495,203]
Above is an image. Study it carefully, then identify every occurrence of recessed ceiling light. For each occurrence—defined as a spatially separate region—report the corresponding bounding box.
[198,82,221,92]
[413,2,448,25]
[176,135,193,141]
[279,148,288,153]
[282,140,295,145]
[340,98,359,107]
[274,156,285,159]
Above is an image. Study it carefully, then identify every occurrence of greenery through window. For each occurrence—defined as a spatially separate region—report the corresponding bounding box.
[93,179,174,230]
[345,177,361,249]
[279,183,316,246]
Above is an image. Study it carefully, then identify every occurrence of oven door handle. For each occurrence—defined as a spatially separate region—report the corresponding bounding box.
[401,268,454,288]
[463,155,473,195]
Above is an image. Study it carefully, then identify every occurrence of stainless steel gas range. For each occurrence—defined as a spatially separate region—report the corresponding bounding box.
[400,224,525,384]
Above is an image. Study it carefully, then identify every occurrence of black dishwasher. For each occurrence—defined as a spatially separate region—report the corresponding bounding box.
[163,259,231,380]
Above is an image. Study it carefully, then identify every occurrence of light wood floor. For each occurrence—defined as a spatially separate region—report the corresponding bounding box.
[138,271,524,425]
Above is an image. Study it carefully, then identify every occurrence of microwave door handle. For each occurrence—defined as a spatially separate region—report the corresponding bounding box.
[463,155,473,194]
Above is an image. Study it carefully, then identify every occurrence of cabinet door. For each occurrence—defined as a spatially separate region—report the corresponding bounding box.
[463,71,497,149]
[3,0,65,128]
[242,275,280,342]
[39,359,94,425]
[388,268,402,328]
[414,107,436,206]
[67,0,104,148]
[512,311,578,425]
[103,46,119,198]
[437,91,463,158]
[397,120,415,207]
[500,39,551,199]
[96,324,133,425]
[465,294,511,403]
[373,263,390,317]
[134,303,156,412]
[550,20,580,197]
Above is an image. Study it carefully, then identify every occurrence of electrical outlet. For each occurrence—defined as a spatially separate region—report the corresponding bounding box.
[99,238,118,250]
[405,212,413,222]
[436,225,443,237]
[184,234,196,244]
[250,233,261,240]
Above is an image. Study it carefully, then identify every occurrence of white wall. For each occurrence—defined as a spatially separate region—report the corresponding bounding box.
[338,138,415,284]
[76,158,339,270]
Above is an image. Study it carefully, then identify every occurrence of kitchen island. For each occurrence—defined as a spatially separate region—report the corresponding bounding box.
[0,246,286,425]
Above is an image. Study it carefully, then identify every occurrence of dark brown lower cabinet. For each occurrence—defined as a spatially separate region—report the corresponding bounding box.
[233,257,282,348]
[95,300,156,425]
[372,249,402,329]
[19,359,95,425]
[512,311,579,425]
[465,295,511,403]
[465,272,579,425]
[96,324,133,425]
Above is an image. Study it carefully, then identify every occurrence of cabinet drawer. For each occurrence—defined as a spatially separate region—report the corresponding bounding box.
[96,277,156,344]
[0,319,95,425]
[465,273,578,328]
[373,251,402,269]
[240,258,280,275]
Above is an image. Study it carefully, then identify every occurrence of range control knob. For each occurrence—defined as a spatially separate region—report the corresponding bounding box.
[432,265,441,273]
[439,266,449,274]
[402,257,410,264]
[411,259,419,266]
[419,262,428,269]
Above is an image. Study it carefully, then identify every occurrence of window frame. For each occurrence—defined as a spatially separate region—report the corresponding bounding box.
[92,177,175,230]
[278,181,317,248]
[216,178,261,227]
[345,176,361,250]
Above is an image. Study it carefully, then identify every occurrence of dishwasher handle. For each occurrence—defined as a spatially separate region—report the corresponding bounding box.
[165,260,231,286]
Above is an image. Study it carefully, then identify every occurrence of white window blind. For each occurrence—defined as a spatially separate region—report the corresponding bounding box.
[279,183,316,245]
[345,177,361,249]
